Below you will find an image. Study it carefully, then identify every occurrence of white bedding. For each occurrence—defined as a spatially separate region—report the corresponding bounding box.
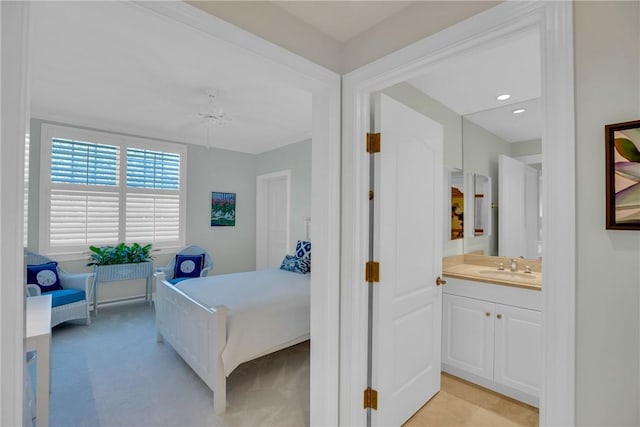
[175,268,310,376]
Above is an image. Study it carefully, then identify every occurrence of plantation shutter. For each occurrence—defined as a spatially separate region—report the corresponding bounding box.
[51,138,118,186]
[50,189,120,247]
[125,193,180,243]
[125,148,181,246]
[126,148,180,189]
[49,139,120,249]
[40,124,186,255]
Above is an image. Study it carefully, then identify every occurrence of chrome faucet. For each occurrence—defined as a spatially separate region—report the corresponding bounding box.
[510,258,519,272]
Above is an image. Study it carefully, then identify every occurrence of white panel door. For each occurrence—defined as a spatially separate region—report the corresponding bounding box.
[267,178,288,266]
[442,294,494,380]
[498,155,525,257]
[494,303,542,397]
[372,93,443,426]
[256,171,290,269]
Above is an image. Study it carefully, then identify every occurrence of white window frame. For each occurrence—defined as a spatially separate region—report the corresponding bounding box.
[39,123,187,259]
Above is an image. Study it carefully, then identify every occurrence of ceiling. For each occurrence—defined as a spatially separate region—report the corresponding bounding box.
[30,2,539,155]
[273,1,414,43]
[30,1,313,154]
[408,29,541,143]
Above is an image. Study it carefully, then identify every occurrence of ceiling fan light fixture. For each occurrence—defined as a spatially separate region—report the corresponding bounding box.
[198,89,232,126]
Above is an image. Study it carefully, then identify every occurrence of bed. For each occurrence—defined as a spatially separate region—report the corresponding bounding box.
[154,268,310,414]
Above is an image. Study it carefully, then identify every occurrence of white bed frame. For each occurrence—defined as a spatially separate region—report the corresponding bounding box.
[154,272,228,414]
[154,271,310,414]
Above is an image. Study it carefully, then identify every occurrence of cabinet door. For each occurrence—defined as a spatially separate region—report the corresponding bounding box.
[494,303,541,396]
[442,294,494,380]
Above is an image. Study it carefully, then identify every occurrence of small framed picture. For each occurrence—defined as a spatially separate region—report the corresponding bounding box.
[211,192,236,227]
[605,119,640,229]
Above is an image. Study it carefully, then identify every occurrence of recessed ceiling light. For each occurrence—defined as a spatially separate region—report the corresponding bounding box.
[512,108,526,114]
[497,94,511,101]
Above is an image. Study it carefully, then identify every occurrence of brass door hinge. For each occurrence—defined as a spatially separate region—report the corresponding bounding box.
[364,387,378,410]
[366,133,381,153]
[365,261,380,283]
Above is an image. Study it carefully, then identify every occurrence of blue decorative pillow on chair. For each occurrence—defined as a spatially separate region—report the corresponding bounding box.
[174,254,204,279]
[280,254,311,274]
[295,240,311,260]
[26,261,63,293]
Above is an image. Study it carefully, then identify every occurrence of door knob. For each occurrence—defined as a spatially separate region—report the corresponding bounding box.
[435,276,447,286]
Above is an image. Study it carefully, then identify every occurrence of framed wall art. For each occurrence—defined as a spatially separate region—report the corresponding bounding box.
[211,191,236,226]
[605,119,640,229]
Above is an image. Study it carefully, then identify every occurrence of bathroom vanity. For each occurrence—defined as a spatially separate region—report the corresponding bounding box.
[442,254,542,407]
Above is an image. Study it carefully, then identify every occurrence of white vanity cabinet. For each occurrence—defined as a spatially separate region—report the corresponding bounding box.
[442,277,542,407]
[443,294,495,380]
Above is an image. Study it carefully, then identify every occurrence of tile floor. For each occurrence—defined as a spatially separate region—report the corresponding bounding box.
[404,373,539,427]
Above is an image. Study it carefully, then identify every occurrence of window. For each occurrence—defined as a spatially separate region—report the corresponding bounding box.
[40,124,186,256]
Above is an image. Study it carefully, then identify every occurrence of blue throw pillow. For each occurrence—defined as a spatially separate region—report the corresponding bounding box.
[280,254,310,274]
[295,240,311,260]
[174,254,204,279]
[26,261,63,293]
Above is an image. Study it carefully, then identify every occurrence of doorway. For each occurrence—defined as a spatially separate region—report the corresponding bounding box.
[341,2,575,426]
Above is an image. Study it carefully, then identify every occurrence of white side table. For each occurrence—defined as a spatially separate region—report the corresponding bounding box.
[26,294,52,427]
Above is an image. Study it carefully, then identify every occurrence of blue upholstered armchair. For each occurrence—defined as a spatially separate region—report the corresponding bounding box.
[157,245,213,284]
[24,250,93,327]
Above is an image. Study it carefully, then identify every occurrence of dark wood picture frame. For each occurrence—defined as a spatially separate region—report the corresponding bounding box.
[605,119,640,229]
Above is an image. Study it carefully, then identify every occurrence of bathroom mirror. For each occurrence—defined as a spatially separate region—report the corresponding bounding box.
[462,114,542,258]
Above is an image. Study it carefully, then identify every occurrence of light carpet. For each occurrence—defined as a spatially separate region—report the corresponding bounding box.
[49,302,310,427]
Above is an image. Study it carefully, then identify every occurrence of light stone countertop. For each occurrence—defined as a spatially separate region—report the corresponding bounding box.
[442,254,542,291]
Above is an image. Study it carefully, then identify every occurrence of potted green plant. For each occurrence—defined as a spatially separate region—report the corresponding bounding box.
[87,243,154,314]
[87,242,153,266]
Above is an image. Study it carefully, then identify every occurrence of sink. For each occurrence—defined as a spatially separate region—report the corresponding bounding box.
[477,269,539,281]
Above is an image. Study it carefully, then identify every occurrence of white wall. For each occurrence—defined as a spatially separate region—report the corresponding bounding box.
[574,2,640,424]
[256,139,311,252]
[510,139,542,158]
[186,143,256,275]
